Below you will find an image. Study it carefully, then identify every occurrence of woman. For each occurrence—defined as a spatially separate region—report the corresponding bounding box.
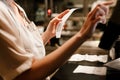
[0,0,113,80]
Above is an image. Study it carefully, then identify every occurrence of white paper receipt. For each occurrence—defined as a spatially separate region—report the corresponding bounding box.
[56,8,78,38]
[104,58,120,70]
[73,65,107,76]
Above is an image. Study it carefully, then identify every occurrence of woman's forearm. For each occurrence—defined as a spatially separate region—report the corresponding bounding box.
[14,31,87,80]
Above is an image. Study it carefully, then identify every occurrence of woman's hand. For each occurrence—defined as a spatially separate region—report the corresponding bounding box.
[42,10,69,45]
[45,9,69,38]
[78,1,113,40]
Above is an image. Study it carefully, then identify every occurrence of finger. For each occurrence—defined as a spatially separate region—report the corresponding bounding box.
[90,0,113,16]
[99,4,109,15]
[49,17,61,28]
[88,6,100,17]
[94,16,103,24]
[57,9,70,18]
[96,8,106,17]
[102,0,114,6]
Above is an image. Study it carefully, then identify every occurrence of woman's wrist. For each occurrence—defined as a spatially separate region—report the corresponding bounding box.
[77,31,90,41]
[73,32,88,46]
[42,31,51,45]
[42,31,54,45]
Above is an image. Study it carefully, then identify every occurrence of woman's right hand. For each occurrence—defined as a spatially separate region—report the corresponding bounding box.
[78,1,113,40]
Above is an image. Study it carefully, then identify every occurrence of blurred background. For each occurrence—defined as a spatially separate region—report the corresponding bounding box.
[15,0,116,47]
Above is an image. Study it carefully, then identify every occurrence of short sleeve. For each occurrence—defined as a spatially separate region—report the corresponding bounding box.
[0,1,34,80]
